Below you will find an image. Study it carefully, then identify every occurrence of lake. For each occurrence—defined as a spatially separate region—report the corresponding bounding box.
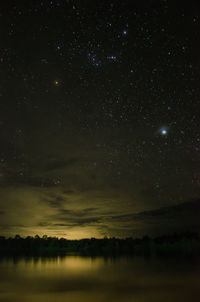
[0,255,200,302]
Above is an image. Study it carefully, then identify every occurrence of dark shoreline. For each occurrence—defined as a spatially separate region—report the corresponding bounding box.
[1,232,200,257]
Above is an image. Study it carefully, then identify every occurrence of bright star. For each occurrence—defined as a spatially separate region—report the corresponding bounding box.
[54,80,59,86]
[159,126,169,136]
[161,129,167,135]
[155,126,170,137]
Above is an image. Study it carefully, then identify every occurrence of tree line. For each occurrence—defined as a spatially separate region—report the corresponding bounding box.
[0,232,200,256]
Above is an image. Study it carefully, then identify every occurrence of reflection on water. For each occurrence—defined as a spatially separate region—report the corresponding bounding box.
[0,255,200,302]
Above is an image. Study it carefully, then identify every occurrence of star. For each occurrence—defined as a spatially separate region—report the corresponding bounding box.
[54,80,60,86]
[159,126,169,136]
[88,53,102,67]
[161,129,167,135]
[107,55,117,61]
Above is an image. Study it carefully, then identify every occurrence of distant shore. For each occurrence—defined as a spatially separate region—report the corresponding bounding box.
[1,232,200,257]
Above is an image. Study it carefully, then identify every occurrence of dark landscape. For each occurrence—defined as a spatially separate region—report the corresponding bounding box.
[1,231,200,257]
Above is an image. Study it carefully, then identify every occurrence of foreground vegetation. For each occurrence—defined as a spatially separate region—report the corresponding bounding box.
[0,232,200,257]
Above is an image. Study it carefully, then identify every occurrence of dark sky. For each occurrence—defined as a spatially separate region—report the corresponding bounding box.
[0,0,200,238]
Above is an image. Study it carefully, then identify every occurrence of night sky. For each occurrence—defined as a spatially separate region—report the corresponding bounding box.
[0,0,200,239]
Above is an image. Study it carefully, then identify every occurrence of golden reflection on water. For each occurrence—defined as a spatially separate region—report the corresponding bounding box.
[0,256,200,302]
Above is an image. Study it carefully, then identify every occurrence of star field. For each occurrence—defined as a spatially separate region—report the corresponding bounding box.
[0,0,200,238]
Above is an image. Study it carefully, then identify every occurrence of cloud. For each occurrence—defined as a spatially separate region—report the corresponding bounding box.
[53,217,102,227]
[43,195,67,208]
[1,174,60,188]
[1,168,199,239]
[57,207,99,217]
[43,207,102,228]
[44,157,82,172]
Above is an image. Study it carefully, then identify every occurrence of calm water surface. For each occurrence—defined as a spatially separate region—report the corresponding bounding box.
[0,255,200,302]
